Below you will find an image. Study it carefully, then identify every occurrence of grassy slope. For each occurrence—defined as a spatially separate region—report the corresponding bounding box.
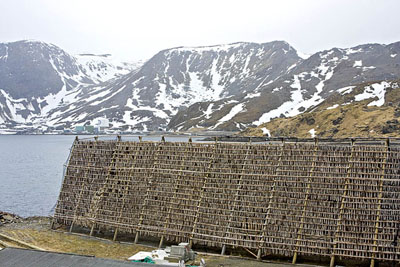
[0,217,308,267]
[243,81,400,138]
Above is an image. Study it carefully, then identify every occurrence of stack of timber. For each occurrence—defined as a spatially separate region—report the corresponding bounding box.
[53,137,400,266]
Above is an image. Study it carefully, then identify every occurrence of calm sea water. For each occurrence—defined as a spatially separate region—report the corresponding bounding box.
[0,135,197,217]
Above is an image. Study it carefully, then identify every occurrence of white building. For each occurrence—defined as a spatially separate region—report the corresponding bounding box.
[94,118,110,132]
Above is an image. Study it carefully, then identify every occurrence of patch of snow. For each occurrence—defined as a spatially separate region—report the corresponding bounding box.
[225,99,239,104]
[0,45,8,62]
[261,127,271,137]
[242,56,251,75]
[309,128,316,138]
[337,86,355,95]
[254,61,334,126]
[254,75,304,125]
[76,54,141,83]
[297,51,311,59]
[218,103,245,123]
[210,56,225,99]
[245,92,261,99]
[38,83,81,116]
[139,106,169,119]
[0,89,30,123]
[346,48,363,54]
[326,104,339,110]
[188,72,212,101]
[173,43,244,53]
[287,63,297,72]
[229,54,235,63]
[354,81,390,107]
[391,54,397,58]
[320,50,334,59]
[204,104,214,119]
[353,60,362,67]
[341,102,353,106]
[362,66,376,71]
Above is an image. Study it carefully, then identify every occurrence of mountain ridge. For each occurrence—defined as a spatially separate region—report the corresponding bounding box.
[0,39,399,134]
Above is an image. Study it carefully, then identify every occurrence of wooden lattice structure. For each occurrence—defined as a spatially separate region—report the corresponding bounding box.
[53,137,400,266]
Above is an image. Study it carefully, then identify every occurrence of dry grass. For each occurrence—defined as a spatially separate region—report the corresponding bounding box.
[0,217,322,266]
[243,99,400,138]
[0,218,151,261]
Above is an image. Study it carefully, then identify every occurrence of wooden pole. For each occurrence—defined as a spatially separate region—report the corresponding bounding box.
[370,139,390,267]
[51,137,78,230]
[113,140,142,242]
[113,229,119,241]
[189,137,218,248]
[330,139,355,267]
[257,141,285,260]
[70,137,93,233]
[89,136,119,236]
[159,138,192,248]
[221,245,226,256]
[221,140,252,255]
[292,138,319,264]
[135,139,164,244]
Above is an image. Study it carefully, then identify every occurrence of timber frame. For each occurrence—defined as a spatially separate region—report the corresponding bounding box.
[53,136,400,265]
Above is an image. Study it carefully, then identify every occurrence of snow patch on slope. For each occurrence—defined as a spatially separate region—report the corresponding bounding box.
[337,86,355,95]
[309,128,316,138]
[326,104,339,110]
[76,54,141,83]
[354,81,391,107]
[261,127,271,136]
[254,50,340,126]
[219,103,245,123]
[212,103,245,129]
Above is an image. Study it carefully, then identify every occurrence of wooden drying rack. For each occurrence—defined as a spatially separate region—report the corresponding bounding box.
[53,136,400,266]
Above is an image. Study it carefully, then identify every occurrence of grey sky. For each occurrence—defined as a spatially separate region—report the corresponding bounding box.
[1,0,399,61]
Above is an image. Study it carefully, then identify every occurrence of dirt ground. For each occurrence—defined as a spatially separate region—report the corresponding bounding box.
[0,217,323,267]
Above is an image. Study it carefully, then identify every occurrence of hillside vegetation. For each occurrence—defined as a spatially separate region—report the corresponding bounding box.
[243,80,400,138]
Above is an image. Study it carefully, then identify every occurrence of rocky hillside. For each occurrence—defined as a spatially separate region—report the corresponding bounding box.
[0,39,399,134]
[31,41,302,131]
[243,80,400,138]
[170,42,400,131]
[0,40,138,131]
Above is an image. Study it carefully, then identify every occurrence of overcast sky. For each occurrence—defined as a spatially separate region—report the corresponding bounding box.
[1,0,399,61]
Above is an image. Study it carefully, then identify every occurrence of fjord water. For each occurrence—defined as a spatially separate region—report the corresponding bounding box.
[0,135,197,217]
[0,135,75,217]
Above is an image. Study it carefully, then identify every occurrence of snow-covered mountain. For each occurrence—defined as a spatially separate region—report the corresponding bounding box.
[1,39,400,133]
[76,53,141,83]
[31,41,301,131]
[0,40,140,131]
[169,42,400,131]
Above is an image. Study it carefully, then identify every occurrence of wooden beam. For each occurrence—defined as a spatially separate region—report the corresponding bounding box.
[51,137,78,230]
[87,137,120,236]
[257,141,285,260]
[221,140,252,256]
[189,138,218,248]
[292,138,319,264]
[135,140,164,244]
[370,139,390,267]
[330,139,355,267]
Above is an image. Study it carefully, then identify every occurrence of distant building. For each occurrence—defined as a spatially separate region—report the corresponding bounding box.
[75,126,85,133]
[84,125,95,134]
[94,118,110,133]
